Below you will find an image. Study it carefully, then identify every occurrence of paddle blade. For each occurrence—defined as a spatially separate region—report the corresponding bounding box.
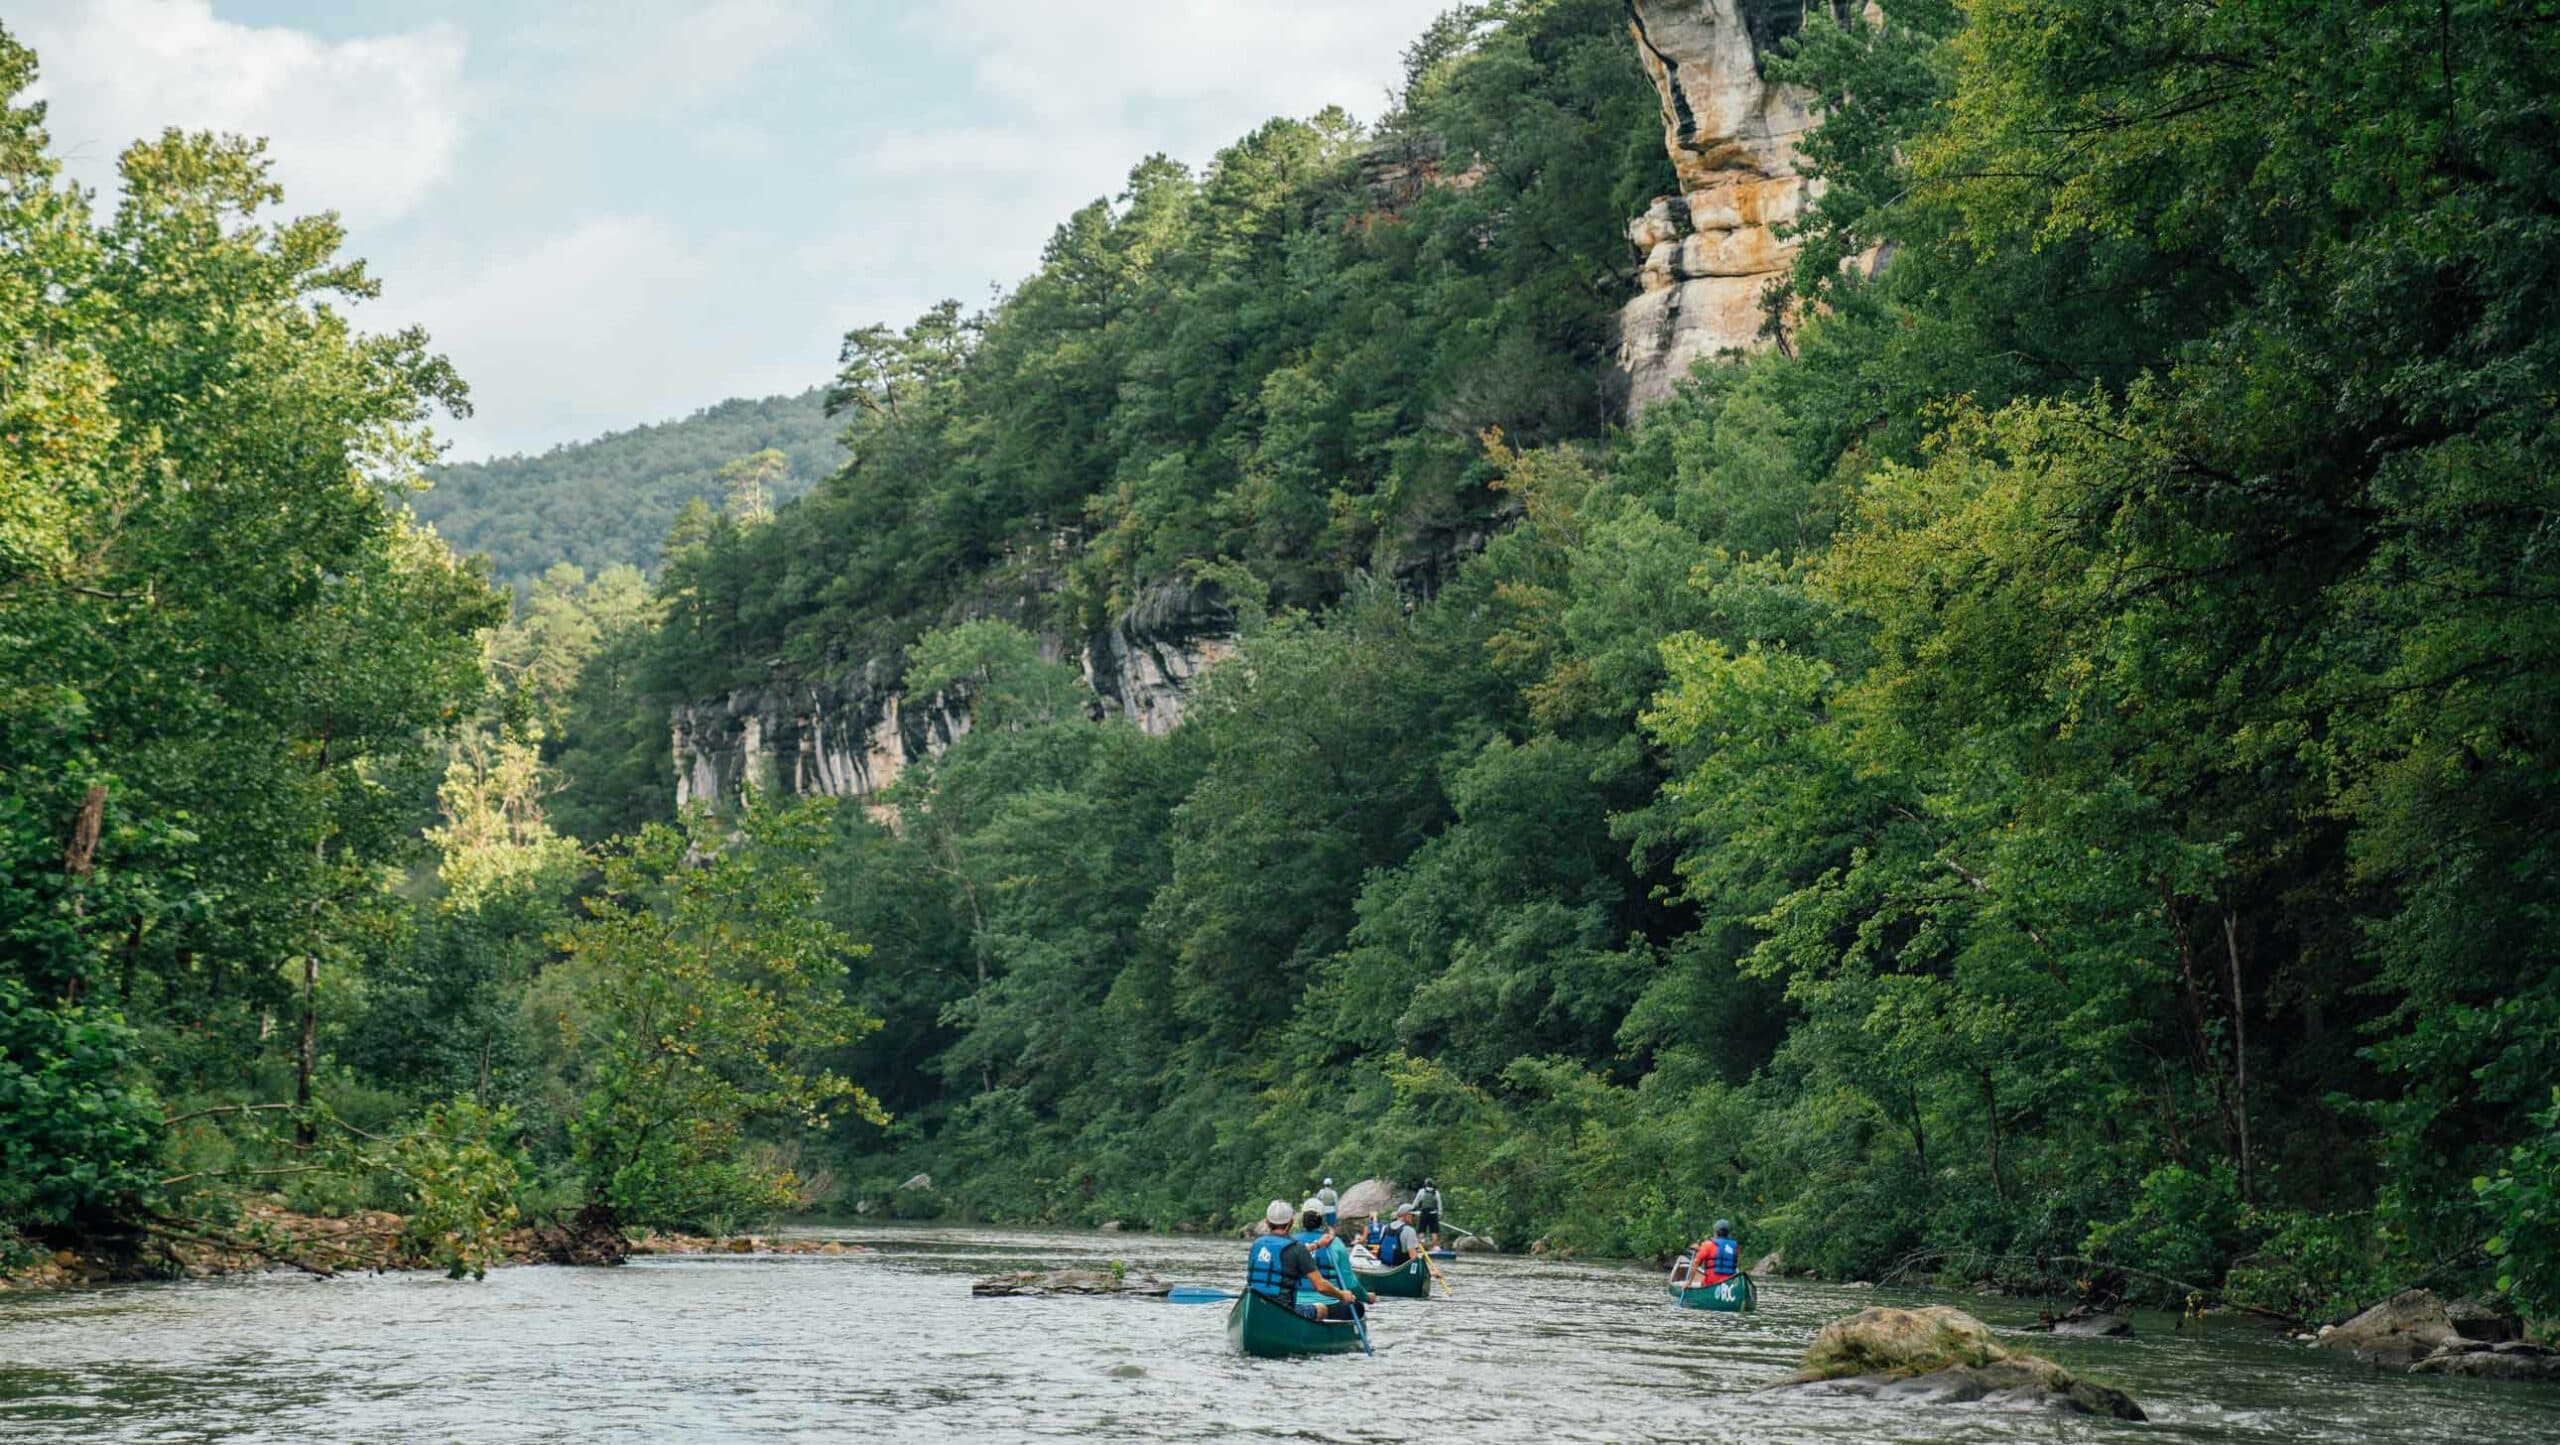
[1165,1286,1238,1303]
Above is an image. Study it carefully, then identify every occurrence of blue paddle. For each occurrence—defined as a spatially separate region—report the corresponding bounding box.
[1166,1285,1237,1303]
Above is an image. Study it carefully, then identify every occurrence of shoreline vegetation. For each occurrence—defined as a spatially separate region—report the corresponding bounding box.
[5,0,2558,1370]
[0,1198,869,1296]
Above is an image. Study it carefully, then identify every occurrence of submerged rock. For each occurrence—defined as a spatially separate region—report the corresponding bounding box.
[970,1269,1168,1298]
[2031,1305,2135,1339]
[1763,1305,2144,1420]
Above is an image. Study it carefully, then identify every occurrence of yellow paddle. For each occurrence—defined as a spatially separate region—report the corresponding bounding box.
[1422,1246,1454,1298]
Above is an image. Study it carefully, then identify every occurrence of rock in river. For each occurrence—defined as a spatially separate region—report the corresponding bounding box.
[2317,1290,2559,1380]
[2031,1304,2135,1339]
[1762,1305,2145,1420]
[1333,1177,1399,1220]
[971,1269,1170,1298]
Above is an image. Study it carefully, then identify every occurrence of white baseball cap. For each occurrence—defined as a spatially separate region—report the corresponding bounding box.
[1299,1198,1325,1217]
[1265,1199,1295,1226]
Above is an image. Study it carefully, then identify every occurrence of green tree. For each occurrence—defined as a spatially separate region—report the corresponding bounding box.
[555,800,883,1231]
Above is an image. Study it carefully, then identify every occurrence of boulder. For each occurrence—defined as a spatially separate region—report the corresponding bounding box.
[2446,1294,2523,1344]
[1454,1235,1498,1253]
[1097,1221,1124,1233]
[1751,1249,1784,1276]
[1764,1306,2144,1421]
[1333,1177,1399,1221]
[2410,1341,2560,1383]
[2316,1290,2463,1369]
[2031,1305,2134,1339]
[898,1172,933,1192]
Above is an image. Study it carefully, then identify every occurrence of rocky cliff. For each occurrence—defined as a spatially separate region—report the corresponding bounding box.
[1616,1,1857,409]
[672,579,1238,812]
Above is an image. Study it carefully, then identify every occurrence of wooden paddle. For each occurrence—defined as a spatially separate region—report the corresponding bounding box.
[1421,1246,1454,1298]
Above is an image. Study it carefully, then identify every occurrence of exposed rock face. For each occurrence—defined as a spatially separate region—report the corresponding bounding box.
[672,662,971,813]
[1765,1305,2146,1419]
[672,579,1239,813]
[1083,578,1240,736]
[1616,2,1865,410]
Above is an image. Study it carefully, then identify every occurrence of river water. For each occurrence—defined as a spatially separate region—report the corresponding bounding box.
[2,1225,2554,1442]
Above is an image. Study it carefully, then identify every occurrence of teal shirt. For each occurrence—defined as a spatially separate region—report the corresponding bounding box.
[1293,1229,1361,1308]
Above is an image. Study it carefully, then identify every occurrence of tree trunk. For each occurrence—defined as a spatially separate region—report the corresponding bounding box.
[62,782,106,880]
[1981,1068,2008,1201]
[2224,913,2254,1204]
[58,783,108,1000]
[294,951,317,1151]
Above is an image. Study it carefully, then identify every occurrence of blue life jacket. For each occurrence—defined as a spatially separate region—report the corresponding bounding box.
[1363,1220,1385,1252]
[1705,1237,1737,1275]
[1295,1229,1350,1297]
[1377,1224,1409,1267]
[1246,1233,1292,1299]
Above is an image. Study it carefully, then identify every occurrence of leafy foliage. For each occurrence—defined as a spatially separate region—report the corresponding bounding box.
[543,0,2560,1329]
[416,392,837,591]
[554,801,882,1230]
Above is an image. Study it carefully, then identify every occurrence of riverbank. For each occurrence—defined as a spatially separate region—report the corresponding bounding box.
[0,1199,869,1295]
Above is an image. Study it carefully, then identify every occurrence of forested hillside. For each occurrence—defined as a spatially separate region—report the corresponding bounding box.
[7,0,2558,1330]
[594,0,2560,1318]
[415,390,837,590]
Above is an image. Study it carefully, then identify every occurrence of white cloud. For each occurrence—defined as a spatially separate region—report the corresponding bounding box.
[377,212,849,461]
[552,0,824,112]
[17,0,467,230]
[927,0,1451,129]
[373,215,764,457]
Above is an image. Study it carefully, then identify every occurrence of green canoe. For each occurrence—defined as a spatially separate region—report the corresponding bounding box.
[1670,1273,1757,1312]
[1353,1256,1432,1298]
[1227,1288,1369,1358]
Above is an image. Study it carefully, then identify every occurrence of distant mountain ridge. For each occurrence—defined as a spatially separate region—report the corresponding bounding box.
[417,389,841,589]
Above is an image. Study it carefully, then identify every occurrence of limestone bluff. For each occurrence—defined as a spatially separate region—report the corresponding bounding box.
[1615,1,1878,411]
[671,577,1239,812]
[675,2,1847,811]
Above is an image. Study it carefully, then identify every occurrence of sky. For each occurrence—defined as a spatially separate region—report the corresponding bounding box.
[14,0,1457,461]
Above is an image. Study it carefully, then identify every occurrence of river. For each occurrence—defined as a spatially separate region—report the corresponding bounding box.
[3,1225,2554,1442]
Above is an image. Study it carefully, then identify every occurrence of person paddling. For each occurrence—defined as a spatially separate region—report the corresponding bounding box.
[1375,1203,1424,1268]
[1247,1199,1361,1323]
[1686,1219,1739,1287]
[1293,1200,1364,1309]
[1316,1178,1340,1228]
